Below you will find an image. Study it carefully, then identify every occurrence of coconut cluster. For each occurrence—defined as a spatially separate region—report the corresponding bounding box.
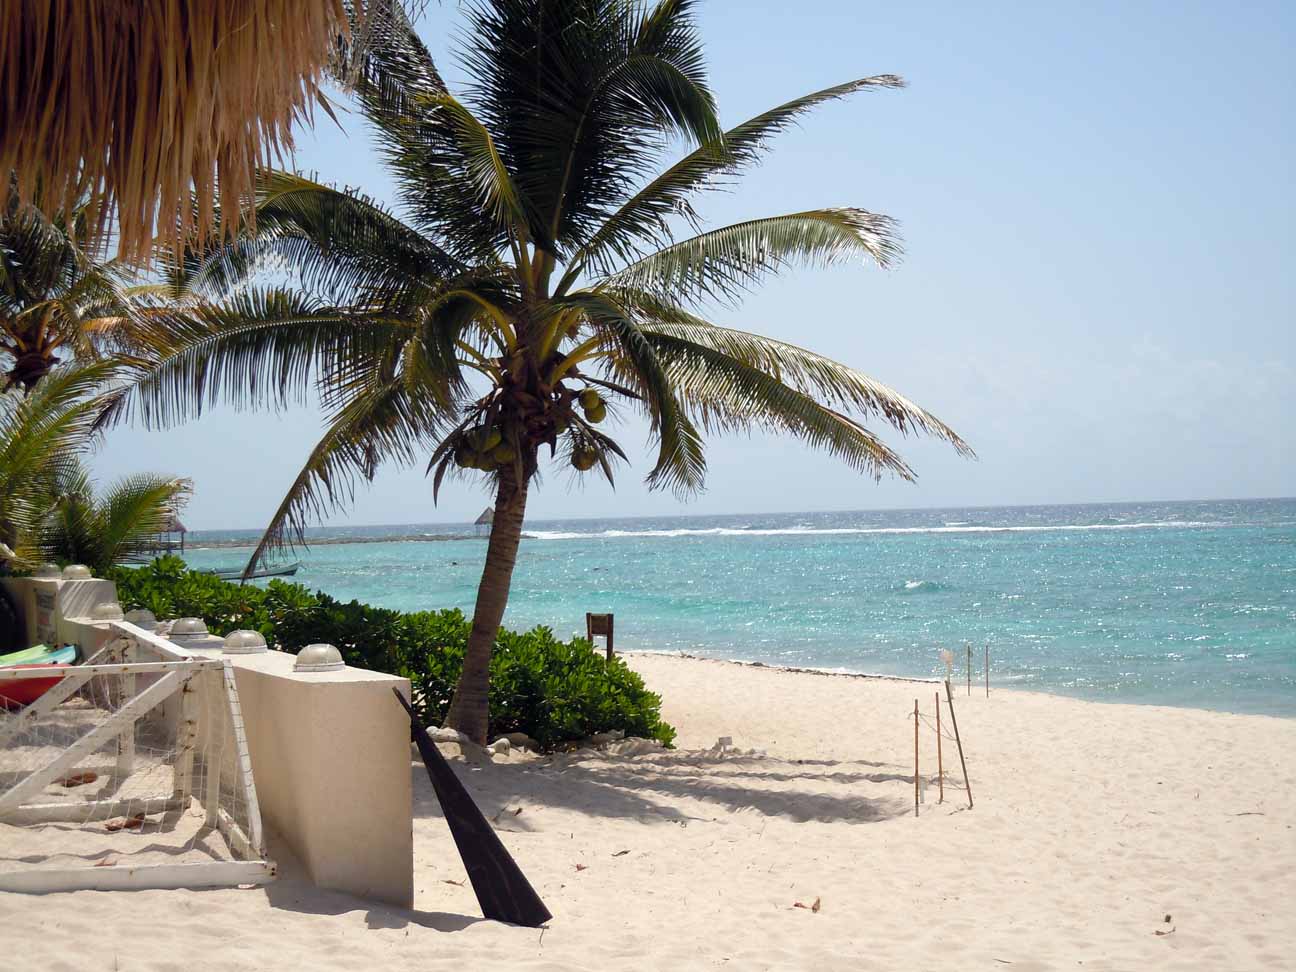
[453,425,515,471]
[452,387,608,473]
[570,388,605,471]
[578,388,606,423]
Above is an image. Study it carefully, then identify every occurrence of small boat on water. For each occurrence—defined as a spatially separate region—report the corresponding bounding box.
[200,561,301,581]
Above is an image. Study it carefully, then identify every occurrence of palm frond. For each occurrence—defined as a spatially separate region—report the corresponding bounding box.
[334,3,510,261]
[0,363,124,561]
[242,375,452,576]
[605,209,902,307]
[332,0,447,118]
[557,291,705,494]
[178,171,465,304]
[460,0,720,252]
[621,300,973,456]
[99,474,191,554]
[1,191,168,390]
[37,466,190,571]
[426,94,532,233]
[642,330,918,480]
[568,75,905,280]
[105,289,417,428]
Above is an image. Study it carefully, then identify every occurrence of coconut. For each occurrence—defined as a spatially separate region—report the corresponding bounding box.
[572,447,598,472]
[467,426,502,452]
[585,402,607,424]
[492,443,516,463]
[454,444,474,468]
[578,389,602,411]
[466,427,500,456]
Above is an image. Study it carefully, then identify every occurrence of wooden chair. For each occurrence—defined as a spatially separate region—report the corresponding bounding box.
[585,613,614,661]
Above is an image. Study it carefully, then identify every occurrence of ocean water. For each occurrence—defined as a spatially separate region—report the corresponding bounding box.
[182,498,1296,717]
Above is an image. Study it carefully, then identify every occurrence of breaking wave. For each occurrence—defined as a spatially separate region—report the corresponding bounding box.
[525,521,1229,541]
[899,579,945,593]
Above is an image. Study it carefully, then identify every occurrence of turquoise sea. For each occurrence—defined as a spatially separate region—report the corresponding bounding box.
[182,498,1296,717]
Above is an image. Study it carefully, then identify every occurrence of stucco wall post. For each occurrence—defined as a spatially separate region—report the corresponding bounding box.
[219,650,414,908]
[2,576,119,648]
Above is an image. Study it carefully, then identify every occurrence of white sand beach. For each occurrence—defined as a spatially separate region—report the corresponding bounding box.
[2,651,1293,971]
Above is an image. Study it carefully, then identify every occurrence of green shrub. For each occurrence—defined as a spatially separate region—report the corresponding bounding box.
[107,557,674,749]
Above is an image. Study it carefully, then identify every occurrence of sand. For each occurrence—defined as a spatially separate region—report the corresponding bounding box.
[2,651,1293,971]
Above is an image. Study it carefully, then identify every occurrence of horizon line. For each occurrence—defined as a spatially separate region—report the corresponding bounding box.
[184,494,1296,535]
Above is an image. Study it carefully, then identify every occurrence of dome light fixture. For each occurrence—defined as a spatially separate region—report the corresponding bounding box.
[293,643,345,673]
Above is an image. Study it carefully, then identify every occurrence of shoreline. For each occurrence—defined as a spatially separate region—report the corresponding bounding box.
[622,649,1296,722]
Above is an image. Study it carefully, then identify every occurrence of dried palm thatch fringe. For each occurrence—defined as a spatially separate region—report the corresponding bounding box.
[0,1,408,264]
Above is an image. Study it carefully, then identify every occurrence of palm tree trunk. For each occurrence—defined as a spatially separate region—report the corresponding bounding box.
[445,463,529,744]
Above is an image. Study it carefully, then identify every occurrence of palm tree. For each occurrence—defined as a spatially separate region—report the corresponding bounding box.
[0,189,162,395]
[0,361,189,574]
[118,1,973,743]
[36,464,191,575]
[0,363,120,559]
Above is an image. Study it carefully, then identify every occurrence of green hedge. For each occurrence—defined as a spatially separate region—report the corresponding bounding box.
[108,557,674,749]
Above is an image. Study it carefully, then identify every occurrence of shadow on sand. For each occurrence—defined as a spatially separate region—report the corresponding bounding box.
[259,833,485,932]
[412,749,916,827]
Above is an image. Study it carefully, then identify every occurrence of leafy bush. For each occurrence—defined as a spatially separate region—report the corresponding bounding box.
[108,557,674,749]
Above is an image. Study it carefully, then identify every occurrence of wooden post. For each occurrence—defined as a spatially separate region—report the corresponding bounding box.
[943,679,973,809]
[203,671,223,828]
[985,643,990,698]
[935,691,944,803]
[966,643,971,696]
[116,639,136,779]
[913,698,919,818]
[586,613,615,661]
[172,676,198,807]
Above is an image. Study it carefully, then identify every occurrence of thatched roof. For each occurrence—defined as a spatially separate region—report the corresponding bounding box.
[475,507,495,526]
[162,515,188,535]
[0,1,402,262]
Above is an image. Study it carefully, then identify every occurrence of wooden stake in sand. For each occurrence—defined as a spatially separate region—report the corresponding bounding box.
[913,698,920,818]
[936,691,944,803]
[985,643,990,698]
[966,643,972,696]
[944,679,974,810]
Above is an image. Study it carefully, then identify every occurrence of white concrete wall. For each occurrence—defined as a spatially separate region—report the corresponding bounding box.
[198,648,414,908]
[2,576,117,648]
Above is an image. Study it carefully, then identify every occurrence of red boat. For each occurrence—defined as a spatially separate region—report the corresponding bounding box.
[0,663,68,709]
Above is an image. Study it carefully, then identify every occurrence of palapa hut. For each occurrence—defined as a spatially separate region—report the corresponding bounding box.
[158,514,189,555]
[475,507,495,537]
[0,0,404,262]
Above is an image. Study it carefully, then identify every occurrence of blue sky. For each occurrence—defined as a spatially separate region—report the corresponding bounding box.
[94,0,1294,529]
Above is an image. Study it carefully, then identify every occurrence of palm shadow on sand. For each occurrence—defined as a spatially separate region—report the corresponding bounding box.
[415,751,916,826]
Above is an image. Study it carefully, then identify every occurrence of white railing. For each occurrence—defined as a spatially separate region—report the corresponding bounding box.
[0,621,275,893]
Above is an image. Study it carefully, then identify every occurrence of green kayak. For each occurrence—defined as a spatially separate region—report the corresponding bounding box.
[0,644,78,666]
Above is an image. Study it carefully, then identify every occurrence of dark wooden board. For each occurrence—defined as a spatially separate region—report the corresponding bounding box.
[393,689,552,927]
